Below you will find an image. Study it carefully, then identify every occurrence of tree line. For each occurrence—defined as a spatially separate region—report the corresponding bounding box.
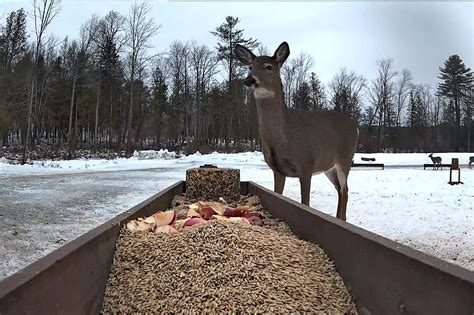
[0,1,473,163]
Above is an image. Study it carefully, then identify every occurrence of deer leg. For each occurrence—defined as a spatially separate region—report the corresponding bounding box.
[324,168,342,218]
[335,165,350,221]
[273,171,286,195]
[299,174,312,206]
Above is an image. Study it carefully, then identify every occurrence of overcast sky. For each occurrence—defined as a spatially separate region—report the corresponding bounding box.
[1,1,473,88]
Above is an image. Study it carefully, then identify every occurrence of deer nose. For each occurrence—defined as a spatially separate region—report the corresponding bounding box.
[243,76,256,87]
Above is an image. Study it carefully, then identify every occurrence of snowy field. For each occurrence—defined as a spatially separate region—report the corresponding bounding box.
[1,151,473,279]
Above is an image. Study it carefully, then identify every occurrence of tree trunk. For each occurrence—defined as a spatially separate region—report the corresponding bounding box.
[67,73,78,156]
[94,84,100,151]
[22,77,36,164]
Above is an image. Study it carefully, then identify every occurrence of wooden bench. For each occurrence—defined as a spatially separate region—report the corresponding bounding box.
[351,162,385,170]
[423,164,451,170]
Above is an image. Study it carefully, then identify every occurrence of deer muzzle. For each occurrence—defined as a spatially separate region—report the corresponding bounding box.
[243,76,256,87]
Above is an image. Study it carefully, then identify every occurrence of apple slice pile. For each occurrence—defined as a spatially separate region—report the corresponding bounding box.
[126,201,264,234]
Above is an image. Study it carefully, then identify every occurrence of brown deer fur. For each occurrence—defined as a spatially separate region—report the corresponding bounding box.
[235,42,358,220]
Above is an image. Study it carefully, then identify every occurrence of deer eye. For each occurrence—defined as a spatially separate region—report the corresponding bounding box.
[265,65,273,70]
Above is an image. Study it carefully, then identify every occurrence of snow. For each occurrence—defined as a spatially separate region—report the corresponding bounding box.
[0,151,473,279]
[132,149,178,160]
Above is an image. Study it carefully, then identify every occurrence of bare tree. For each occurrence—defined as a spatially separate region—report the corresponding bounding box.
[369,59,398,128]
[281,63,295,106]
[395,69,412,126]
[419,84,434,126]
[22,0,61,164]
[367,59,397,149]
[190,42,219,142]
[257,44,269,56]
[281,52,313,107]
[67,15,99,154]
[292,52,313,95]
[124,1,160,145]
[329,68,366,122]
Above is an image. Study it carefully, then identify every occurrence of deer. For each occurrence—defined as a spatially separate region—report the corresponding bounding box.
[235,42,358,221]
[469,156,474,169]
[428,153,442,170]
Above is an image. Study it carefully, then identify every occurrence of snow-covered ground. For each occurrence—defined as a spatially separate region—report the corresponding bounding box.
[0,151,473,279]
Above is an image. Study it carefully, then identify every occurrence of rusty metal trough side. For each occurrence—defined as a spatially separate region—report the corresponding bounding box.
[0,181,184,315]
[248,182,474,315]
[0,180,473,315]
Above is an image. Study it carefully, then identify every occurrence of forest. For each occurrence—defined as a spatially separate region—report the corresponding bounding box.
[0,1,473,163]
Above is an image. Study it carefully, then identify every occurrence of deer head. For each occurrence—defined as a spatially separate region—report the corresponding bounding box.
[235,42,290,99]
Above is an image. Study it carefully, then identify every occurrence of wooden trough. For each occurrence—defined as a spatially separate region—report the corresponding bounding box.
[0,181,473,314]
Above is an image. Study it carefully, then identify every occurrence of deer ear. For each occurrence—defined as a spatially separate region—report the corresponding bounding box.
[235,44,256,65]
[273,42,290,66]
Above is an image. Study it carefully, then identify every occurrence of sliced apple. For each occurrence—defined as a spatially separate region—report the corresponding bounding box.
[174,218,191,229]
[208,202,226,215]
[188,203,200,212]
[155,225,179,234]
[210,214,229,221]
[153,210,176,227]
[126,220,139,231]
[187,208,201,218]
[199,207,217,220]
[226,217,251,225]
[184,217,207,227]
[143,215,157,225]
[137,220,154,231]
[223,207,244,217]
[243,211,264,220]
[235,205,251,213]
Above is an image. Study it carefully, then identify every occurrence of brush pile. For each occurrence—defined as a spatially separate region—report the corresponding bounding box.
[102,195,357,313]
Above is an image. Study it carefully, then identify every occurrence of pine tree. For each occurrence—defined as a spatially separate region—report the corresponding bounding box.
[308,72,325,109]
[210,16,258,93]
[292,81,311,110]
[0,8,28,71]
[437,55,473,149]
[151,64,168,146]
[408,89,426,128]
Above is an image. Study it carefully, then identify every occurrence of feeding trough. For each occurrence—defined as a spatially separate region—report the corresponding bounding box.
[0,168,473,314]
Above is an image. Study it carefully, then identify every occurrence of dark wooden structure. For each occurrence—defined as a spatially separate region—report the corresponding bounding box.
[423,163,452,170]
[1,181,473,314]
[448,158,463,185]
[351,162,385,170]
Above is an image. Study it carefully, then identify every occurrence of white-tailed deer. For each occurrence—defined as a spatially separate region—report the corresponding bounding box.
[469,156,474,169]
[235,42,358,221]
[428,153,442,170]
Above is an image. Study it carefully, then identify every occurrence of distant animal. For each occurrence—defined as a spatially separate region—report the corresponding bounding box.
[428,153,442,170]
[469,156,474,169]
[235,42,359,221]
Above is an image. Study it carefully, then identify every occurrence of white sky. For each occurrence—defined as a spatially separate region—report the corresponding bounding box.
[1,1,473,88]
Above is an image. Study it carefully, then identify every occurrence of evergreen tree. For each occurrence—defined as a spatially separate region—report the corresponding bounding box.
[308,72,325,109]
[151,64,168,146]
[437,55,473,149]
[210,16,258,93]
[292,81,311,110]
[332,85,350,113]
[408,89,426,127]
[0,8,28,71]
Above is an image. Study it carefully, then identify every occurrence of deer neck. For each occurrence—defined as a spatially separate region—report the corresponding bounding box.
[254,83,288,146]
